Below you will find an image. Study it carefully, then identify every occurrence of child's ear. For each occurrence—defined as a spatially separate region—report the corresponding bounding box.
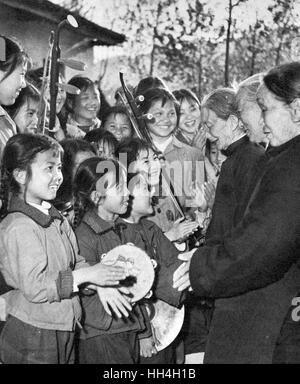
[90,190,102,205]
[12,169,27,185]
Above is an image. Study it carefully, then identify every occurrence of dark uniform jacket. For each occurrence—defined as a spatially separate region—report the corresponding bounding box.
[183,135,266,354]
[75,210,146,339]
[190,134,300,363]
[206,135,266,242]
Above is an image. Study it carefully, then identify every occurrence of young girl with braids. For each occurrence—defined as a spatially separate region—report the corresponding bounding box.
[73,156,148,364]
[0,134,126,364]
[73,156,191,364]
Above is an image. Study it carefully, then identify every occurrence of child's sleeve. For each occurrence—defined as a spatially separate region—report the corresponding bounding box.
[151,225,186,307]
[3,220,67,303]
[63,218,90,270]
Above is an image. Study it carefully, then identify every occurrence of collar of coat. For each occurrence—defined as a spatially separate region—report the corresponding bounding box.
[267,133,300,158]
[222,134,249,157]
[164,135,188,154]
[82,208,127,236]
[8,196,63,228]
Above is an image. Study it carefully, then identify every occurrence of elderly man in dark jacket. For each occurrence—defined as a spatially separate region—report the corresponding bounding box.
[177,63,300,364]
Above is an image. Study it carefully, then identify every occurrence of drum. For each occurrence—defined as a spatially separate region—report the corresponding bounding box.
[146,299,185,351]
[101,243,156,302]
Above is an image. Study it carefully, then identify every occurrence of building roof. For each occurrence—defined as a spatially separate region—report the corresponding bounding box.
[0,0,126,46]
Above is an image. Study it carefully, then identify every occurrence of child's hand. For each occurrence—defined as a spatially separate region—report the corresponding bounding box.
[192,127,207,153]
[165,218,199,242]
[97,286,132,318]
[89,263,127,286]
[139,336,157,358]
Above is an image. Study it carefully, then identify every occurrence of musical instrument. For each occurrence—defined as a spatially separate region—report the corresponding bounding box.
[119,72,189,251]
[146,299,185,352]
[38,15,86,134]
[100,243,185,350]
[100,243,157,302]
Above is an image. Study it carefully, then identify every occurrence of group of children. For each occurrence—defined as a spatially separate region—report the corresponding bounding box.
[0,35,223,364]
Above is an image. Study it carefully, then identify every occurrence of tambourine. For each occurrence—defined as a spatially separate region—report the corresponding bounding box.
[100,243,157,302]
[146,299,185,351]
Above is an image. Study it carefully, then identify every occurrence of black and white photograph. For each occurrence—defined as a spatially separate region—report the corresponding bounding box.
[0,0,299,367]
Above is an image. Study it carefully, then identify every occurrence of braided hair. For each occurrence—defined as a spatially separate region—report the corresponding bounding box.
[73,156,123,228]
[0,133,62,220]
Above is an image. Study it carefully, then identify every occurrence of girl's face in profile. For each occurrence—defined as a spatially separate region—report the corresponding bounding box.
[96,168,130,216]
[0,63,27,106]
[103,113,132,142]
[22,149,63,205]
[74,85,100,124]
[14,97,39,134]
[129,175,154,218]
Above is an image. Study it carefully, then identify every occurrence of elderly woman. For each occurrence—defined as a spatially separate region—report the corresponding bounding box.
[182,87,266,364]
[176,62,300,364]
[236,74,268,146]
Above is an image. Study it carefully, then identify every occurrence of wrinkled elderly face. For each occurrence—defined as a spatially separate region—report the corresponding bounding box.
[201,107,232,151]
[256,84,299,147]
[238,99,266,144]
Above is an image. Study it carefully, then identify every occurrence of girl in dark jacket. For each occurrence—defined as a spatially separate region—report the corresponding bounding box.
[73,157,146,364]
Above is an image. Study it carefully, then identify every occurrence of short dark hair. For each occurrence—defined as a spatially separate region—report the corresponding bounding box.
[65,76,99,114]
[139,87,179,116]
[0,35,30,81]
[134,76,168,97]
[0,134,62,219]
[263,62,300,104]
[173,88,201,108]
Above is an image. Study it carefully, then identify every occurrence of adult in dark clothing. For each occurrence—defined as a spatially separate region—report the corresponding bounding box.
[183,88,266,362]
[176,62,300,364]
[236,74,268,147]
[202,88,266,242]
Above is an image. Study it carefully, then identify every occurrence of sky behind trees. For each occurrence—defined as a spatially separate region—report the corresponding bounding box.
[51,0,300,99]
